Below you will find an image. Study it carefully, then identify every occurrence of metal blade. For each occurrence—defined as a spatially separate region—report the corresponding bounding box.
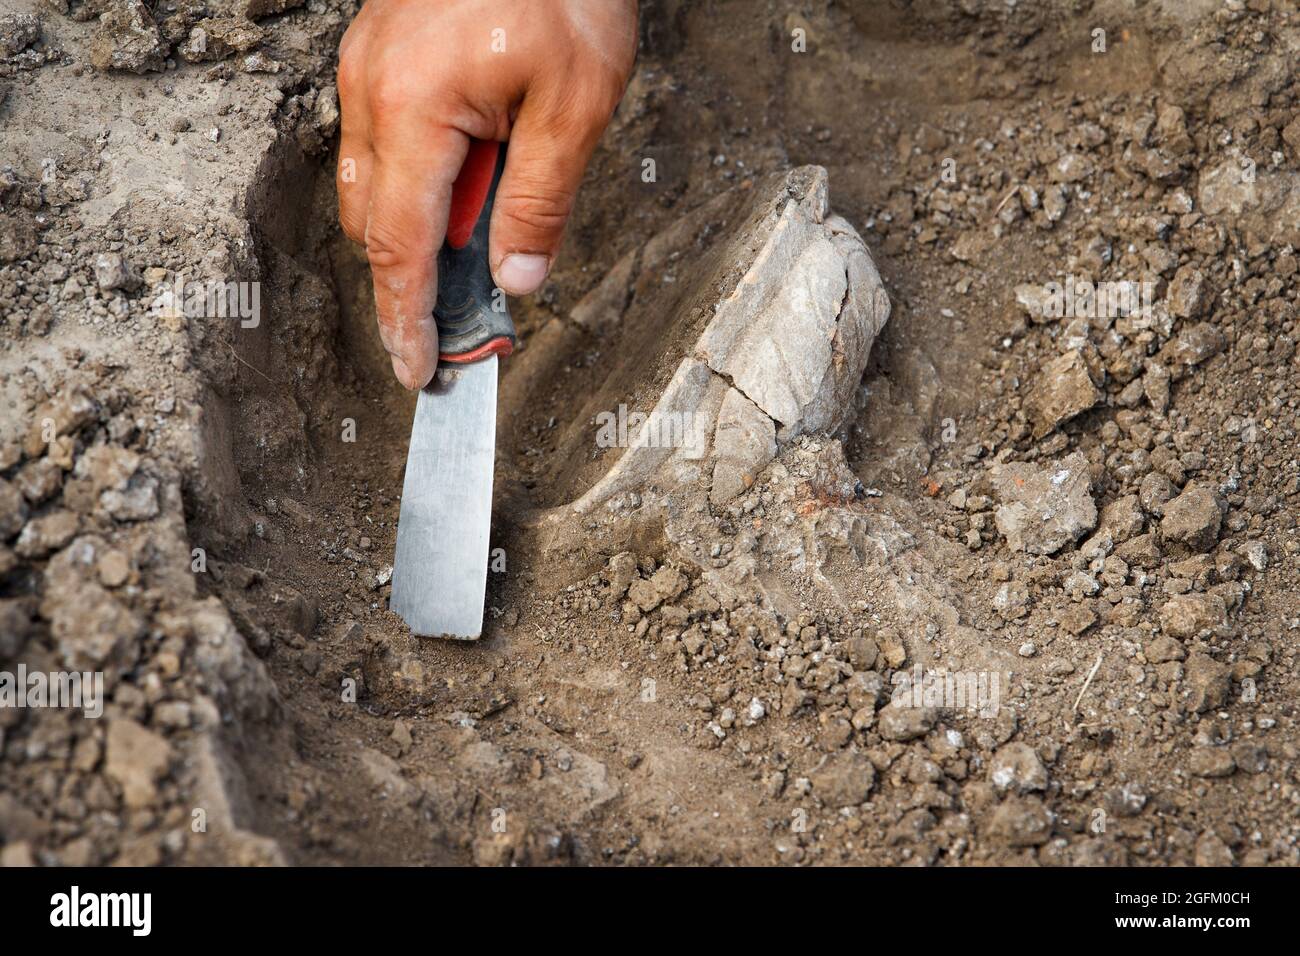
[390,357,498,639]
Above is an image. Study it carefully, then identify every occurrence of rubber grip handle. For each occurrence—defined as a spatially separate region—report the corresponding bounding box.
[436,139,516,363]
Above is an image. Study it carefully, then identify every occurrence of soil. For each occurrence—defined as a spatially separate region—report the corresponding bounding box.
[2,0,1300,867]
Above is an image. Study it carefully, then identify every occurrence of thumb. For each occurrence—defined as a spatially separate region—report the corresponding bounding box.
[489,98,604,296]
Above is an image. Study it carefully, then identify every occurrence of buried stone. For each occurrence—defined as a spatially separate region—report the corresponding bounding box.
[514,165,890,524]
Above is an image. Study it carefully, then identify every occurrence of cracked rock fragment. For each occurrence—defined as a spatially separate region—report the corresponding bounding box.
[696,212,880,438]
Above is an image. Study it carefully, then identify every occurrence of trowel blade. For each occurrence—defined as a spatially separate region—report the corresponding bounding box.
[390,357,498,639]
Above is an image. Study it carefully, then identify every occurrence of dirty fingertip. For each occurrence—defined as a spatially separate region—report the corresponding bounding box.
[495,253,549,296]
[390,354,431,391]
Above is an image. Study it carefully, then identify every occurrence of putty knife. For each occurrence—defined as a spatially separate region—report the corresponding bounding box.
[390,138,515,639]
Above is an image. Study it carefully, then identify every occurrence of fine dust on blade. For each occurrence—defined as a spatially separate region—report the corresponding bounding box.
[389,357,499,639]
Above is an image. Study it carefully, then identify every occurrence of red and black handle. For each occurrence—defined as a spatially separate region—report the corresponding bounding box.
[436,138,516,363]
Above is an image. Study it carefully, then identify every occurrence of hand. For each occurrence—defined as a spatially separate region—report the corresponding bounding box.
[336,0,638,389]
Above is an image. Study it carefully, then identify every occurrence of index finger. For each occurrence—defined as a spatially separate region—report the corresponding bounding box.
[364,124,469,389]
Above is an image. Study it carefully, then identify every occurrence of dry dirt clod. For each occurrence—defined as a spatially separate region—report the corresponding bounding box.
[991,452,1097,555]
[105,718,173,809]
[1159,592,1227,641]
[989,742,1049,795]
[0,479,28,539]
[93,252,140,292]
[1160,482,1226,552]
[1188,747,1235,779]
[1026,350,1101,438]
[1166,265,1210,319]
[1183,652,1231,714]
[986,796,1052,848]
[14,509,79,558]
[90,0,166,74]
[0,13,40,57]
[809,752,876,807]
[177,17,265,63]
[876,703,936,742]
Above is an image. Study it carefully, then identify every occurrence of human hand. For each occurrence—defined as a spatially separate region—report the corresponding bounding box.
[336,0,638,389]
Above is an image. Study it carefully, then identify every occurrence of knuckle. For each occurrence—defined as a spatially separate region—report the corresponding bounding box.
[545,77,621,145]
[498,184,573,237]
[589,69,629,118]
[361,217,410,273]
[336,62,357,99]
[367,72,414,123]
[336,45,365,100]
[364,215,433,275]
[363,223,411,272]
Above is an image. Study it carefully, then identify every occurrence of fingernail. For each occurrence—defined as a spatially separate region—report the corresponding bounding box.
[496,254,550,296]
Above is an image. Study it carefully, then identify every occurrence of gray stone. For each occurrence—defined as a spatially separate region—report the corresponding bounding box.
[989,742,1049,794]
[529,167,889,520]
[992,452,1097,555]
[876,702,936,741]
[710,387,776,504]
[697,209,884,438]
